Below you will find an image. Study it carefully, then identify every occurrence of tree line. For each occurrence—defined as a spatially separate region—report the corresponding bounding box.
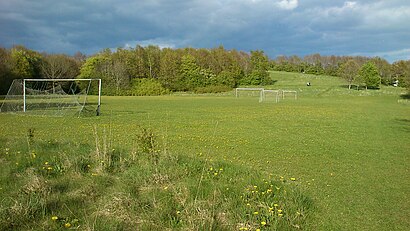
[272,54,410,90]
[1,45,409,95]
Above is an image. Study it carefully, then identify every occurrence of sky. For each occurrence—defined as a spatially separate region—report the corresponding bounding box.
[0,0,409,62]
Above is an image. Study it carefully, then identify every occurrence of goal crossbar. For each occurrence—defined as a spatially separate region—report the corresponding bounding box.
[235,88,298,103]
[282,90,297,100]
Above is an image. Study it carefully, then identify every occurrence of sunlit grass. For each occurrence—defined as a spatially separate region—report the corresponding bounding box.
[1,71,409,230]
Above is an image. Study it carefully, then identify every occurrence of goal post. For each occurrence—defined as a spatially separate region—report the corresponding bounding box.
[235,88,265,102]
[282,90,297,100]
[1,78,101,116]
[262,89,282,103]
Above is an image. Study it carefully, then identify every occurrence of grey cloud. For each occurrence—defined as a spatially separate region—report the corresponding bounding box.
[0,0,409,62]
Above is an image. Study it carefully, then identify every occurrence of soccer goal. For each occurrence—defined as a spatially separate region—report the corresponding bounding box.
[262,89,282,103]
[235,88,265,102]
[0,79,101,116]
[282,90,297,100]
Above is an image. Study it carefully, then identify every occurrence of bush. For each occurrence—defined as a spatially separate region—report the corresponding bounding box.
[131,78,170,96]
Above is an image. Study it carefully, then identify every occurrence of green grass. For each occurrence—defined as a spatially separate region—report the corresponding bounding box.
[1,71,409,230]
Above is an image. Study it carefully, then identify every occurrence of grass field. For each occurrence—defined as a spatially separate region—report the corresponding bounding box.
[1,71,409,230]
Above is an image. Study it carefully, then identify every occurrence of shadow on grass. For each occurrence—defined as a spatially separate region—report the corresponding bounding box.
[395,119,410,132]
[400,93,410,99]
[338,85,381,90]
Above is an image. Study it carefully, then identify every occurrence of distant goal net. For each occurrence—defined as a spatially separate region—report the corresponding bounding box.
[0,79,101,117]
[235,88,265,102]
[235,88,298,103]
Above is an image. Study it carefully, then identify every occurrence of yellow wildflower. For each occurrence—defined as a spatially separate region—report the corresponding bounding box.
[51,216,58,221]
[261,221,267,226]
[290,177,296,181]
[253,211,259,215]
[64,222,71,228]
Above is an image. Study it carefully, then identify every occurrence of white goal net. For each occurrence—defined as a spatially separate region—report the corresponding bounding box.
[235,88,265,102]
[0,79,101,116]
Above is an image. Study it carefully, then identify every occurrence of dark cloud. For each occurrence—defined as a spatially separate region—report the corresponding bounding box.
[0,0,409,62]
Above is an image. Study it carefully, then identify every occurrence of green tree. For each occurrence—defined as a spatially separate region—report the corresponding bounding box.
[159,48,182,91]
[338,59,360,89]
[10,46,42,79]
[250,50,269,71]
[358,61,381,89]
[392,60,410,89]
[180,54,204,90]
[371,57,391,85]
[241,50,272,86]
[0,47,14,94]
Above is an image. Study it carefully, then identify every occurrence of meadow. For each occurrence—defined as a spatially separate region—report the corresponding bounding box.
[0,71,409,230]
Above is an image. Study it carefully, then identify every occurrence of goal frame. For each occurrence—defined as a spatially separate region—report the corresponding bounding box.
[0,78,102,116]
[282,90,297,100]
[262,89,282,103]
[23,78,102,115]
[235,88,265,102]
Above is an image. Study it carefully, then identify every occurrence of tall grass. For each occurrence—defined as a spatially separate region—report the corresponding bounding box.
[0,125,313,230]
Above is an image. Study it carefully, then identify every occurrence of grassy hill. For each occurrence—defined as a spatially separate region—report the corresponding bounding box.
[0,71,409,230]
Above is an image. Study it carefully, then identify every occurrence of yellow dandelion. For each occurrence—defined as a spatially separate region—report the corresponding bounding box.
[261,221,267,226]
[290,177,296,181]
[51,216,58,221]
[64,222,71,228]
[274,204,279,207]
[47,167,53,170]
[214,172,218,176]
[44,162,49,165]
[246,203,251,206]
[269,207,273,211]
[253,211,259,215]
[278,213,283,217]
[256,229,261,231]
[278,209,283,213]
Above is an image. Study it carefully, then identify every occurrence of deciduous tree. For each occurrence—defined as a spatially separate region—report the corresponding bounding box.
[338,59,360,89]
[358,61,381,89]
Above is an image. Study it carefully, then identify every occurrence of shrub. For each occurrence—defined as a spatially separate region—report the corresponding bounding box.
[131,78,170,96]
